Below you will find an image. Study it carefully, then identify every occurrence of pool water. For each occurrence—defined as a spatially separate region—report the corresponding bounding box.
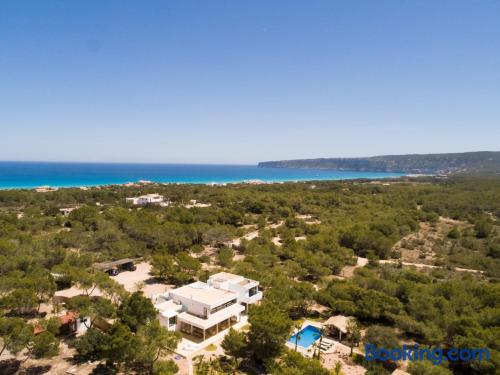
[288,325,321,348]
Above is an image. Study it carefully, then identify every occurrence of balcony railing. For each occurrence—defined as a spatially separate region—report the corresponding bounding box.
[241,291,263,304]
[210,298,237,315]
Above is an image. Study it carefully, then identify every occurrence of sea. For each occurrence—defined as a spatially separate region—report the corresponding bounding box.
[0,162,404,189]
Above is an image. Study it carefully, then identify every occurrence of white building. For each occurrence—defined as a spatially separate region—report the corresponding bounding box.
[34,186,58,193]
[59,206,80,216]
[207,272,263,313]
[153,273,262,341]
[125,193,165,205]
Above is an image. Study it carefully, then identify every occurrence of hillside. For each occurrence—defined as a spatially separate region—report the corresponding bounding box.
[258,151,500,174]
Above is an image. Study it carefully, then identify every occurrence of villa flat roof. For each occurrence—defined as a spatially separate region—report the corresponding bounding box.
[209,272,258,289]
[156,300,182,312]
[156,300,183,318]
[126,194,163,200]
[210,272,243,282]
[238,278,257,286]
[169,282,237,306]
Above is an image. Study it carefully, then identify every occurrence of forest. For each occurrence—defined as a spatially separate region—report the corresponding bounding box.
[258,151,500,174]
[0,175,498,374]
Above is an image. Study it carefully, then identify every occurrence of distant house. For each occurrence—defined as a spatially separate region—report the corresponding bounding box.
[243,179,266,185]
[153,272,262,341]
[125,193,165,205]
[34,186,58,193]
[59,206,80,216]
[34,311,89,337]
[123,182,139,187]
[58,311,87,335]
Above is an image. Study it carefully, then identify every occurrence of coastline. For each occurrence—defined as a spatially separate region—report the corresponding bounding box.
[0,162,405,190]
[0,174,406,191]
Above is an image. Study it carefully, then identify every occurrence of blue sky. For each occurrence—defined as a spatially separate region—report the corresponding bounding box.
[1,0,499,164]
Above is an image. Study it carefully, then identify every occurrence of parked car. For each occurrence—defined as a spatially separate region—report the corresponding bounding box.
[107,268,119,276]
[122,262,136,271]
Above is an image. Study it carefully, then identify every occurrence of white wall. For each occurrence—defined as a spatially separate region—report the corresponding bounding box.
[168,292,210,317]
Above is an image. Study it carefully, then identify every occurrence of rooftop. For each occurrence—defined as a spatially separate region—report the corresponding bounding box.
[93,258,136,271]
[126,193,164,201]
[156,300,183,318]
[60,311,79,325]
[323,315,351,333]
[210,272,244,283]
[170,281,237,306]
[238,278,255,286]
[209,272,259,289]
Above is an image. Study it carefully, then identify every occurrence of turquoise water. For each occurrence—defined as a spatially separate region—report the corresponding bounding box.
[0,162,404,189]
[289,325,322,348]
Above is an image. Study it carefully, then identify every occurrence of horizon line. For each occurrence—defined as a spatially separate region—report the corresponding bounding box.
[0,160,259,167]
[1,150,499,166]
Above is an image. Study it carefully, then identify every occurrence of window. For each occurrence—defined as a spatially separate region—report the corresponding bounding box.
[168,316,177,326]
[210,299,237,314]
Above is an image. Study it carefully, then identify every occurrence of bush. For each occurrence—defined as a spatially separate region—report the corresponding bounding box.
[475,220,492,238]
[74,328,108,360]
[217,246,234,267]
[447,227,460,239]
[32,331,60,358]
[221,328,247,358]
[153,359,179,375]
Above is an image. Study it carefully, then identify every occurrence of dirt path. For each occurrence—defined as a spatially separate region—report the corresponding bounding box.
[340,257,368,278]
[229,229,260,247]
[379,259,483,274]
[230,221,284,261]
[341,255,483,279]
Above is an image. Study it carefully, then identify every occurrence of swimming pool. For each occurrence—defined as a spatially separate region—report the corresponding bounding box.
[288,325,321,348]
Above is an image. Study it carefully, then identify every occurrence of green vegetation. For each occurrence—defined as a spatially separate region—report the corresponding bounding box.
[248,303,292,362]
[268,350,330,374]
[0,176,498,373]
[221,328,247,359]
[259,151,500,174]
[74,299,181,373]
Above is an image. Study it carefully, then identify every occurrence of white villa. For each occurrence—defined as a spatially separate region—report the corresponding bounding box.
[153,272,262,342]
[125,193,165,205]
[59,206,80,216]
[34,186,58,193]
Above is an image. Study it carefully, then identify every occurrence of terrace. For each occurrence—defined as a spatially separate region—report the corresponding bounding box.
[207,272,263,312]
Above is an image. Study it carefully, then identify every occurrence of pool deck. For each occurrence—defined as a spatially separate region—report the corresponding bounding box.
[286,319,367,375]
[286,320,330,354]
